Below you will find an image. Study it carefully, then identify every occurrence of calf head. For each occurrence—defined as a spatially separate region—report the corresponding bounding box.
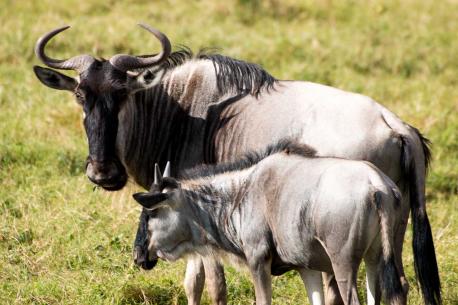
[132,162,193,269]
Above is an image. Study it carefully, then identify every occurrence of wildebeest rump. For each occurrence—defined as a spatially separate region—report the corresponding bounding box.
[33,24,440,305]
[133,141,407,305]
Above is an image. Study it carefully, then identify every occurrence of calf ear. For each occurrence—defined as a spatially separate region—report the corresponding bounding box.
[133,192,169,210]
[33,66,78,91]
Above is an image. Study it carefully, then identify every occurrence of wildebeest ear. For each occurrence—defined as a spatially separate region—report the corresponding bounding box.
[33,66,78,91]
[133,192,169,210]
[127,69,164,92]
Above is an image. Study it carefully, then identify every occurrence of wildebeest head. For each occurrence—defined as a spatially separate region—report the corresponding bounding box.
[33,24,171,190]
[132,162,193,269]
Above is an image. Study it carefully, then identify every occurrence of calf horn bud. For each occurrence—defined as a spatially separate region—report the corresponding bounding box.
[154,163,162,185]
[163,161,171,178]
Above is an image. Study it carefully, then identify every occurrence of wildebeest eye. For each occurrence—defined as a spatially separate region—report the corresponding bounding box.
[75,91,85,103]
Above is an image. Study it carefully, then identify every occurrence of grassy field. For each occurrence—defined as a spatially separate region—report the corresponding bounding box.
[0,0,456,304]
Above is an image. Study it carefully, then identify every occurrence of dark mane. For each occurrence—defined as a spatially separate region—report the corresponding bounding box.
[179,139,316,180]
[160,47,277,96]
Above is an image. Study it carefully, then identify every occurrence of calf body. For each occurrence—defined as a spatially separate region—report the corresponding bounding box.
[134,143,407,305]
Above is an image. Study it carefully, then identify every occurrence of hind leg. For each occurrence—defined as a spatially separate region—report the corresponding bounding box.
[330,262,361,305]
[364,236,382,305]
[323,273,345,305]
[365,262,381,305]
[299,268,324,305]
[325,244,363,305]
[365,259,381,305]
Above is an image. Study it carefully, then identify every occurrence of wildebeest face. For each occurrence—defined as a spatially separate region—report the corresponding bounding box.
[134,191,193,264]
[33,24,171,191]
[132,165,193,267]
[78,61,130,190]
[34,62,131,190]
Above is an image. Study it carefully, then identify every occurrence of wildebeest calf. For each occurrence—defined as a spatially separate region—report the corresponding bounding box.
[132,141,407,305]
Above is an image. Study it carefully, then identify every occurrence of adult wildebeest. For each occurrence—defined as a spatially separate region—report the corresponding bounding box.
[33,24,440,305]
[132,141,407,305]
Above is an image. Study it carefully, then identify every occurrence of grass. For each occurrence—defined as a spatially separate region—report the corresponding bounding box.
[0,0,456,304]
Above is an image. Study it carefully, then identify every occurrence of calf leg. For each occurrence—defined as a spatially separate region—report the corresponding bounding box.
[299,268,324,305]
[364,259,381,305]
[331,263,361,305]
[248,257,272,305]
[184,256,205,305]
[323,273,344,305]
[324,244,362,305]
[203,257,227,305]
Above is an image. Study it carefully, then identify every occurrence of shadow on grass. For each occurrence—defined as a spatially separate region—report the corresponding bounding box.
[121,282,187,305]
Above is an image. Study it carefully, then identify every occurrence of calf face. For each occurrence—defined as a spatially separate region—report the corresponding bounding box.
[133,173,194,267]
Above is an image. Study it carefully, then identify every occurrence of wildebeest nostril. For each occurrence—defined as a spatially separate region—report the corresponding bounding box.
[133,246,148,266]
[133,246,141,263]
[87,159,117,177]
[85,157,128,190]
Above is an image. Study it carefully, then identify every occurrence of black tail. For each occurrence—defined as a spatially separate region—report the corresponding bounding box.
[400,134,441,305]
[408,125,432,172]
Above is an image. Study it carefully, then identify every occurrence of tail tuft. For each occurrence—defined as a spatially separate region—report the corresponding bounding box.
[412,209,442,305]
[375,190,405,305]
[381,254,405,305]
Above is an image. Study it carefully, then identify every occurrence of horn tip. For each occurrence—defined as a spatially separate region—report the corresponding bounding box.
[163,161,171,177]
[55,25,71,33]
[137,23,160,34]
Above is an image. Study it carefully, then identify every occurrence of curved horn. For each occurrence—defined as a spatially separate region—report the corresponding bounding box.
[163,161,171,178]
[109,23,171,71]
[34,25,95,72]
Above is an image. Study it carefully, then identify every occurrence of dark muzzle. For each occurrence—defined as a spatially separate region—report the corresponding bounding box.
[133,245,158,270]
[85,156,127,191]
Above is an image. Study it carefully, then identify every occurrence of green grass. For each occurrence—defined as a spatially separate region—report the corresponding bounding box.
[0,0,457,304]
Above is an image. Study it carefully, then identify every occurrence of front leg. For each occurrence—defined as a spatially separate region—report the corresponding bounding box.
[248,257,272,305]
[203,257,227,305]
[299,268,324,305]
[184,256,206,305]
